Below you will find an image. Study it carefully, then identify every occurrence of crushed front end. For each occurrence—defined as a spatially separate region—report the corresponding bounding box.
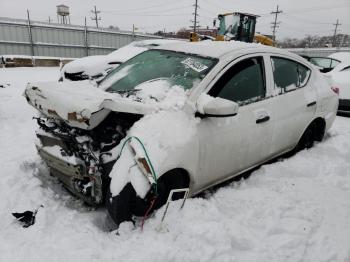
[34,112,142,205]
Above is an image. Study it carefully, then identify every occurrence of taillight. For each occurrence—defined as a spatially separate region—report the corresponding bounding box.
[331,86,339,95]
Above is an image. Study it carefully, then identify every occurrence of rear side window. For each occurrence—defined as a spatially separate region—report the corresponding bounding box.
[271,57,311,94]
[209,57,265,105]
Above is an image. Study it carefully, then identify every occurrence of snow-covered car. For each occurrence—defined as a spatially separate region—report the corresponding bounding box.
[301,55,340,73]
[24,41,338,227]
[60,39,182,81]
[328,51,350,63]
[325,59,350,114]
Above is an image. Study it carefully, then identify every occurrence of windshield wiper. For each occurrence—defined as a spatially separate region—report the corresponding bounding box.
[108,89,141,94]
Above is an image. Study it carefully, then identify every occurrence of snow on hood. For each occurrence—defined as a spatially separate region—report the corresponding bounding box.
[63,55,111,77]
[24,80,112,128]
[24,79,189,129]
[131,79,188,110]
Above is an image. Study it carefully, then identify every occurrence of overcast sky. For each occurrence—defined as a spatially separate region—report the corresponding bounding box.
[1,0,349,40]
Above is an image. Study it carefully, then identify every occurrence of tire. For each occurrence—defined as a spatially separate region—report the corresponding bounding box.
[106,170,189,227]
[295,123,316,152]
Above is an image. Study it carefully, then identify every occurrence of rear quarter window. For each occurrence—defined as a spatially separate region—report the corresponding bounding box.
[271,57,311,95]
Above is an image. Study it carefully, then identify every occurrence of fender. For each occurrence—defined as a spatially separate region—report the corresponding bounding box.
[108,110,200,199]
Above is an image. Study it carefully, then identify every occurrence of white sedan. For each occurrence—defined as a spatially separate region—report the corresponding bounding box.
[326,58,350,114]
[60,39,182,81]
[24,41,338,226]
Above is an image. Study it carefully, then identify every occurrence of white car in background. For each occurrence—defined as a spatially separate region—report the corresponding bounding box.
[59,39,182,81]
[24,41,338,226]
[325,58,350,114]
[328,52,350,63]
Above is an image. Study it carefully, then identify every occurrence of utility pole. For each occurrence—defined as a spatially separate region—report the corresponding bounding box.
[332,19,341,47]
[271,5,283,42]
[191,0,199,33]
[84,17,89,56]
[91,5,101,28]
[27,10,34,57]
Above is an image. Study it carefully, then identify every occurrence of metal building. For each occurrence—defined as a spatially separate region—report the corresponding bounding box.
[0,16,163,58]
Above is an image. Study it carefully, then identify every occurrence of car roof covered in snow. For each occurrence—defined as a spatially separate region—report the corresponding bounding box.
[154,40,287,59]
[328,52,350,62]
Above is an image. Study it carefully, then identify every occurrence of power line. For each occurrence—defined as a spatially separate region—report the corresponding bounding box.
[102,12,191,17]
[102,5,192,15]
[283,14,334,25]
[284,3,349,15]
[271,5,283,42]
[100,0,186,13]
[200,0,231,12]
[91,5,101,28]
[332,19,341,46]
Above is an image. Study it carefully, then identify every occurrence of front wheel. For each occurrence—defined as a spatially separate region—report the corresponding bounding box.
[106,170,189,227]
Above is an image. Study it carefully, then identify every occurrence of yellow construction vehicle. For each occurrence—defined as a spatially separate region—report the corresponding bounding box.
[190,12,274,46]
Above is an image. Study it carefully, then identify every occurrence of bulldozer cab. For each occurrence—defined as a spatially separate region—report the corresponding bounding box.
[217,12,258,43]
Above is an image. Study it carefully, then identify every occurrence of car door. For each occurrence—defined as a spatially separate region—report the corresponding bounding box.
[267,56,316,154]
[195,55,275,190]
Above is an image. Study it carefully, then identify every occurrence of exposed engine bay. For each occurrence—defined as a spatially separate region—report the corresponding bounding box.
[35,112,142,205]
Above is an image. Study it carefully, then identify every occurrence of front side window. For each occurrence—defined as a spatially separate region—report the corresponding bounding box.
[271,57,311,94]
[99,50,218,92]
[209,57,265,105]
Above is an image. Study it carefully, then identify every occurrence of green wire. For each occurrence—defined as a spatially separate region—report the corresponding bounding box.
[118,136,158,195]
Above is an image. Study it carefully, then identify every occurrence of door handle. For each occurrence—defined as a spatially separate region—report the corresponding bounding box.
[307,101,316,107]
[256,115,270,124]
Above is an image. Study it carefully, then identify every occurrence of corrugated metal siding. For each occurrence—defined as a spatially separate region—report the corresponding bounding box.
[0,24,29,42]
[0,17,162,58]
[0,43,31,55]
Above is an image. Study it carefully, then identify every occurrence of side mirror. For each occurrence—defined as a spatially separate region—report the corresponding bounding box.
[197,95,239,117]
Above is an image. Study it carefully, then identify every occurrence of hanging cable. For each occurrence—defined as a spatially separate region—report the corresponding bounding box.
[118,136,158,195]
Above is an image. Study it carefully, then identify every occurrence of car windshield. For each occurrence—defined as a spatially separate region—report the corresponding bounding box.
[99,49,218,92]
[309,57,340,72]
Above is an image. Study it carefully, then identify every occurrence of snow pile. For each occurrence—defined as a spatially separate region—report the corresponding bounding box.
[109,110,199,198]
[0,67,350,262]
[135,79,188,110]
[108,80,196,198]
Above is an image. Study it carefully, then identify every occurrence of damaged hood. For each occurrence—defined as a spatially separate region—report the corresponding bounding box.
[24,79,188,130]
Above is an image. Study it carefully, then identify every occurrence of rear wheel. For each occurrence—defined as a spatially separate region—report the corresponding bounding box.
[106,170,189,227]
[295,120,325,152]
[298,126,315,150]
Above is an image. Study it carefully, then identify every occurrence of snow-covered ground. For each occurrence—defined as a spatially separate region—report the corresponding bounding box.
[0,67,349,262]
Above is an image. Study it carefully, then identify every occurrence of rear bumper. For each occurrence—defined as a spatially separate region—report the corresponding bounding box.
[338,99,350,114]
